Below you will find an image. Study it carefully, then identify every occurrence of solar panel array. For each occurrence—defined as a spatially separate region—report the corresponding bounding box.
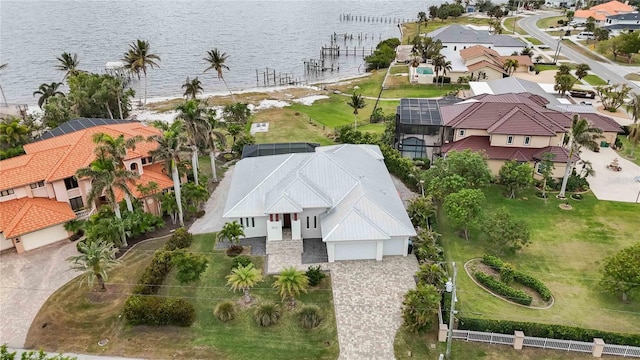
[38,118,133,141]
[241,142,320,159]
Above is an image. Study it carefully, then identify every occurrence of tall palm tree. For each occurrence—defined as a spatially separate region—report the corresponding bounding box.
[122,39,161,105]
[33,82,64,108]
[56,52,80,80]
[92,132,144,211]
[215,221,245,244]
[439,59,452,87]
[347,92,366,130]
[625,94,640,124]
[558,115,603,198]
[205,109,227,182]
[182,76,204,100]
[76,154,139,246]
[273,266,309,307]
[226,263,263,303]
[176,99,209,186]
[575,63,591,80]
[503,58,519,76]
[432,55,451,86]
[203,48,235,102]
[149,120,189,227]
[628,123,640,158]
[67,240,120,292]
[0,63,8,106]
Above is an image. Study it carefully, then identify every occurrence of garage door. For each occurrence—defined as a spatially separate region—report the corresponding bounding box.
[333,242,377,261]
[383,238,405,256]
[21,225,69,252]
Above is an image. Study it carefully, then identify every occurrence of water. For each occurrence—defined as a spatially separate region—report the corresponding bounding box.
[0,0,430,106]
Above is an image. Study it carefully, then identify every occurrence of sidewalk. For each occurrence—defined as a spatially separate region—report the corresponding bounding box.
[6,348,144,360]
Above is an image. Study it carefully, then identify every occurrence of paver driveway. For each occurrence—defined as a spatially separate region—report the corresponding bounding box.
[190,165,235,234]
[330,256,419,360]
[0,241,80,347]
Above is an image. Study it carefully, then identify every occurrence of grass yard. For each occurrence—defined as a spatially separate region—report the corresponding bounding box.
[561,40,604,62]
[402,17,492,44]
[158,233,339,360]
[615,135,640,167]
[252,107,334,145]
[389,65,409,75]
[582,74,607,86]
[439,185,640,335]
[536,16,566,29]
[503,17,528,35]
[325,70,386,97]
[525,36,543,45]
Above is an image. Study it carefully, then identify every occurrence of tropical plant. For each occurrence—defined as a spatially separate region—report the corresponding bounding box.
[298,305,323,329]
[625,94,640,124]
[122,39,161,105]
[182,76,203,99]
[216,221,245,244]
[407,195,436,229]
[558,115,603,198]
[554,74,576,96]
[600,243,640,303]
[226,263,263,303]
[176,99,209,185]
[347,92,366,129]
[305,265,326,286]
[171,251,208,284]
[595,83,632,112]
[411,36,443,63]
[222,102,251,124]
[231,255,253,269]
[67,240,120,291]
[416,263,447,289]
[538,152,556,200]
[503,58,519,76]
[628,124,640,158]
[0,117,30,151]
[65,72,133,119]
[273,266,309,307]
[205,108,227,182]
[33,82,64,108]
[204,48,235,101]
[56,52,81,79]
[402,284,441,333]
[214,301,236,322]
[575,63,591,80]
[431,54,446,85]
[254,303,281,327]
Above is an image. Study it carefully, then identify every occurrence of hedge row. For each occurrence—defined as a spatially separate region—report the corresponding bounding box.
[457,317,640,347]
[133,250,174,295]
[380,144,419,191]
[480,255,552,302]
[124,295,195,327]
[474,272,532,306]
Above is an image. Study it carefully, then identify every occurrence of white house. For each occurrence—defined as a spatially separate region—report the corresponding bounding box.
[426,24,527,56]
[604,12,640,35]
[223,144,416,262]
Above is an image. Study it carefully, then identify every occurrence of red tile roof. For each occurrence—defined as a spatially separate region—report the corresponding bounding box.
[441,136,575,162]
[0,198,76,238]
[113,163,174,201]
[0,146,70,190]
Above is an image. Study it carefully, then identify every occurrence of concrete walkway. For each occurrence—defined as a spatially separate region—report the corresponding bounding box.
[189,165,235,234]
[580,148,640,202]
[6,348,144,360]
[0,241,80,347]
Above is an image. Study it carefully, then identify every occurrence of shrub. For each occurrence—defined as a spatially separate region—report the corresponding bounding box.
[571,193,583,200]
[513,272,552,301]
[305,265,326,287]
[164,227,193,251]
[254,303,281,327]
[133,250,173,295]
[214,301,236,322]
[298,305,323,329]
[481,255,504,270]
[172,251,209,284]
[474,272,532,306]
[226,245,244,257]
[124,295,195,326]
[231,255,253,269]
[500,262,516,284]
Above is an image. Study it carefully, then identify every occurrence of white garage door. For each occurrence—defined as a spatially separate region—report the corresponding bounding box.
[333,242,377,261]
[21,225,69,252]
[383,238,405,256]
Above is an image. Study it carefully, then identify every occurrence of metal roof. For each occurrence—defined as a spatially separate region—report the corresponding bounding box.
[427,24,526,47]
[241,142,319,159]
[38,118,133,141]
[223,144,416,242]
[396,97,461,125]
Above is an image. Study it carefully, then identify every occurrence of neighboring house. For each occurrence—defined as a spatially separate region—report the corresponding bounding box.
[468,76,565,106]
[0,118,173,253]
[604,12,640,35]
[574,0,635,24]
[439,93,622,177]
[223,144,416,262]
[426,24,527,56]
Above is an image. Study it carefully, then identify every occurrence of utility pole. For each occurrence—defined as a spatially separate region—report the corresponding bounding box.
[445,262,458,360]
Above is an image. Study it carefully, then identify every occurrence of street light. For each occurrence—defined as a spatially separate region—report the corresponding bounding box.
[419,179,425,197]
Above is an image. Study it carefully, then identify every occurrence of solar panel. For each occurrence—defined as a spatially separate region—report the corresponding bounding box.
[241,142,320,159]
[37,118,133,141]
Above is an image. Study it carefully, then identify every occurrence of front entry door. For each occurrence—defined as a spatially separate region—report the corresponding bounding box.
[283,214,291,229]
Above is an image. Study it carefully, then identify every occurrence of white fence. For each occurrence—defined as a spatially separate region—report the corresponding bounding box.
[522,336,593,353]
[604,344,640,357]
[452,330,514,345]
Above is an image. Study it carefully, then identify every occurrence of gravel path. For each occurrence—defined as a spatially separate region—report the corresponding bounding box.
[189,165,235,234]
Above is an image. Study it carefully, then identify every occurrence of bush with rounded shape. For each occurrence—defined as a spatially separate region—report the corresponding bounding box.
[254,303,281,327]
[500,262,516,284]
[298,305,322,329]
[231,255,253,269]
[226,245,244,257]
[165,227,193,251]
[305,265,326,287]
[214,301,236,322]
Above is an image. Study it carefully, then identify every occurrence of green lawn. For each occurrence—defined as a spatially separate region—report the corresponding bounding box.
[439,185,640,335]
[503,17,528,35]
[582,74,607,86]
[561,39,606,62]
[389,65,409,75]
[536,16,566,29]
[525,36,543,45]
[327,70,386,97]
[615,134,640,166]
[252,107,334,145]
[159,234,339,360]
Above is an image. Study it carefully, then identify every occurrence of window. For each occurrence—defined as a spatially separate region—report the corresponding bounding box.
[507,135,514,145]
[69,196,84,211]
[306,216,310,229]
[240,218,244,227]
[536,162,546,175]
[30,181,45,189]
[458,129,465,137]
[130,163,138,171]
[251,217,255,227]
[313,216,317,228]
[524,136,531,146]
[0,189,15,197]
[64,177,79,190]
[141,157,147,165]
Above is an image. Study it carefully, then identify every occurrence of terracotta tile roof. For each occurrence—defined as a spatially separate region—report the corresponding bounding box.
[502,55,533,67]
[441,136,575,162]
[591,0,634,13]
[487,107,559,136]
[113,163,174,201]
[467,60,507,74]
[460,45,501,61]
[0,146,70,190]
[575,10,608,21]
[0,198,76,238]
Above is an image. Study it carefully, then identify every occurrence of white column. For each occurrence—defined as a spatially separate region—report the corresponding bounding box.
[327,243,335,262]
[376,241,383,261]
[291,213,301,240]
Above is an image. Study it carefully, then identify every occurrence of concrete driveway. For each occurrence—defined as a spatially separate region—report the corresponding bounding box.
[0,240,80,347]
[189,165,235,234]
[580,148,640,202]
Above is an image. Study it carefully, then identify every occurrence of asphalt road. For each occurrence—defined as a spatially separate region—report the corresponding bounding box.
[518,12,640,94]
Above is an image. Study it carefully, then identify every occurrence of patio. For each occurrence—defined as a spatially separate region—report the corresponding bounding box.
[579,147,640,203]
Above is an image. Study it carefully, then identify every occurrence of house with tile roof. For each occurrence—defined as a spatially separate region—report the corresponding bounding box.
[223,144,416,262]
[574,0,635,24]
[0,119,174,253]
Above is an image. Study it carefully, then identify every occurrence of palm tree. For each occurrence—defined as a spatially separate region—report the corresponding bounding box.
[416,263,447,289]
[215,221,245,244]
[56,52,80,80]
[439,59,452,87]
[0,117,30,149]
[182,76,203,100]
[122,39,161,105]
[67,240,120,291]
[76,154,139,246]
[205,109,227,182]
[625,94,640,124]
[272,266,309,307]
[0,63,8,106]
[149,120,189,227]
[575,63,591,80]
[204,48,235,102]
[226,263,263,303]
[347,93,366,129]
[558,115,603,198]
[503,58,519,76]
[628,123,640,158]
[176,99,209,186]
[33,82,64,108]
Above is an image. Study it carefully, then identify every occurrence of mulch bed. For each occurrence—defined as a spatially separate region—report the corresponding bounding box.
[115,215,197,258]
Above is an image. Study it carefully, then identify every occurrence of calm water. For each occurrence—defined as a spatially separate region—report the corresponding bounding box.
[0,0,430,106]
